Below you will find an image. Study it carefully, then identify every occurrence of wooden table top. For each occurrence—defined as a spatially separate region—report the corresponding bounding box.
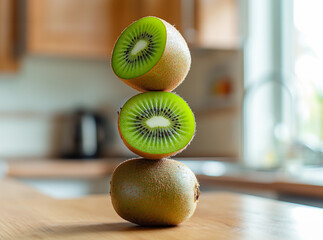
[1,178,323,240]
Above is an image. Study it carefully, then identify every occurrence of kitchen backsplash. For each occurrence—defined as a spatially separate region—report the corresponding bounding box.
[0,50,242,159]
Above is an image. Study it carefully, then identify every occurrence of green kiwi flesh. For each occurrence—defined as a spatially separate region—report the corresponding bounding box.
[112,17,167,79]
[111,16,191,92]
[118,92,195,159]
[110,158,200,226]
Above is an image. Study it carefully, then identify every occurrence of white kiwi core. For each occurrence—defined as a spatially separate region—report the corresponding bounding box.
[131,40,148,55]
[146,116,170,128]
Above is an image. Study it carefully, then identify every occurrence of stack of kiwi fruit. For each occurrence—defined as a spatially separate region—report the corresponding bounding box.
[110,16,200,226]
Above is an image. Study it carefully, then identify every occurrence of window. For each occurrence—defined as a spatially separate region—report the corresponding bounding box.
[243,0,323,169]
[293,0,323,159]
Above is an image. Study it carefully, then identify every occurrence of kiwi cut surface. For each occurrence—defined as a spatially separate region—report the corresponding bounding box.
[118,92,195,159]
[112,17,166,79]
[111,16,191,92]
[110,158,200,226]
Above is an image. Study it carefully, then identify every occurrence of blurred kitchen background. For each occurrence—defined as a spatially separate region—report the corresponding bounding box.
[1,0,323,206]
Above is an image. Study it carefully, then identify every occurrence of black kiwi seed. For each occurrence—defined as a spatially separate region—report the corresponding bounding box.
[125,101,189,144]
[119,29,157,66]
[118,92,195,161]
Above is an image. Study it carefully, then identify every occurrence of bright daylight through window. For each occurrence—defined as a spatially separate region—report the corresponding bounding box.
[293,0,323,165]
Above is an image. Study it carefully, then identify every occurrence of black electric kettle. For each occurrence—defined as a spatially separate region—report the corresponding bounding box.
[61,109,108,159]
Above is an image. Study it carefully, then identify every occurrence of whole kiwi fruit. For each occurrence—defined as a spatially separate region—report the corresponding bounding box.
[118,92,196,159]
[111,16,191,92]
[110,158,200,226]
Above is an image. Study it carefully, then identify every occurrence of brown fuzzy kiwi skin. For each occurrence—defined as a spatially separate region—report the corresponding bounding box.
[110,158,200,226]
[112,17,191,92]
[117,105,195,160]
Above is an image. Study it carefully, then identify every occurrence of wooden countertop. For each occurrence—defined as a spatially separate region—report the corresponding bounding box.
[4,157,234,179]
[4,158,323,198]
[5,158,123,179]
[1,178,323,240]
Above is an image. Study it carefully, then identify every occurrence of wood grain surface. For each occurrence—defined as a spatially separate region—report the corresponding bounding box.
[6,159,122,179]
[1,178,323,240]
[0,0,18,71]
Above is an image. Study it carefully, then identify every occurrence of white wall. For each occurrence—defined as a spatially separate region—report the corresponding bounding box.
[0,56,136,157]
[0,57,137,112]
[0,50,242,158]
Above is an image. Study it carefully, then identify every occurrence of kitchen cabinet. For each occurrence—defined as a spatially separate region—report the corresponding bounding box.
[26,0,182,58]
[139,0,182,32]
[194,0,239,49]
[26,0,239,58]
[27,0,130,57]
[0,0,18,71]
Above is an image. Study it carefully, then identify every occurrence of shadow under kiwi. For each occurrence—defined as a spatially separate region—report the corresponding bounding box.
[31,222,177,237]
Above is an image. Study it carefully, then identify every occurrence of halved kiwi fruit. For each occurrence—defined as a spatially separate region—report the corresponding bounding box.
[110,158,200,226]
[111,16,191,92]
[118,92,195,159]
